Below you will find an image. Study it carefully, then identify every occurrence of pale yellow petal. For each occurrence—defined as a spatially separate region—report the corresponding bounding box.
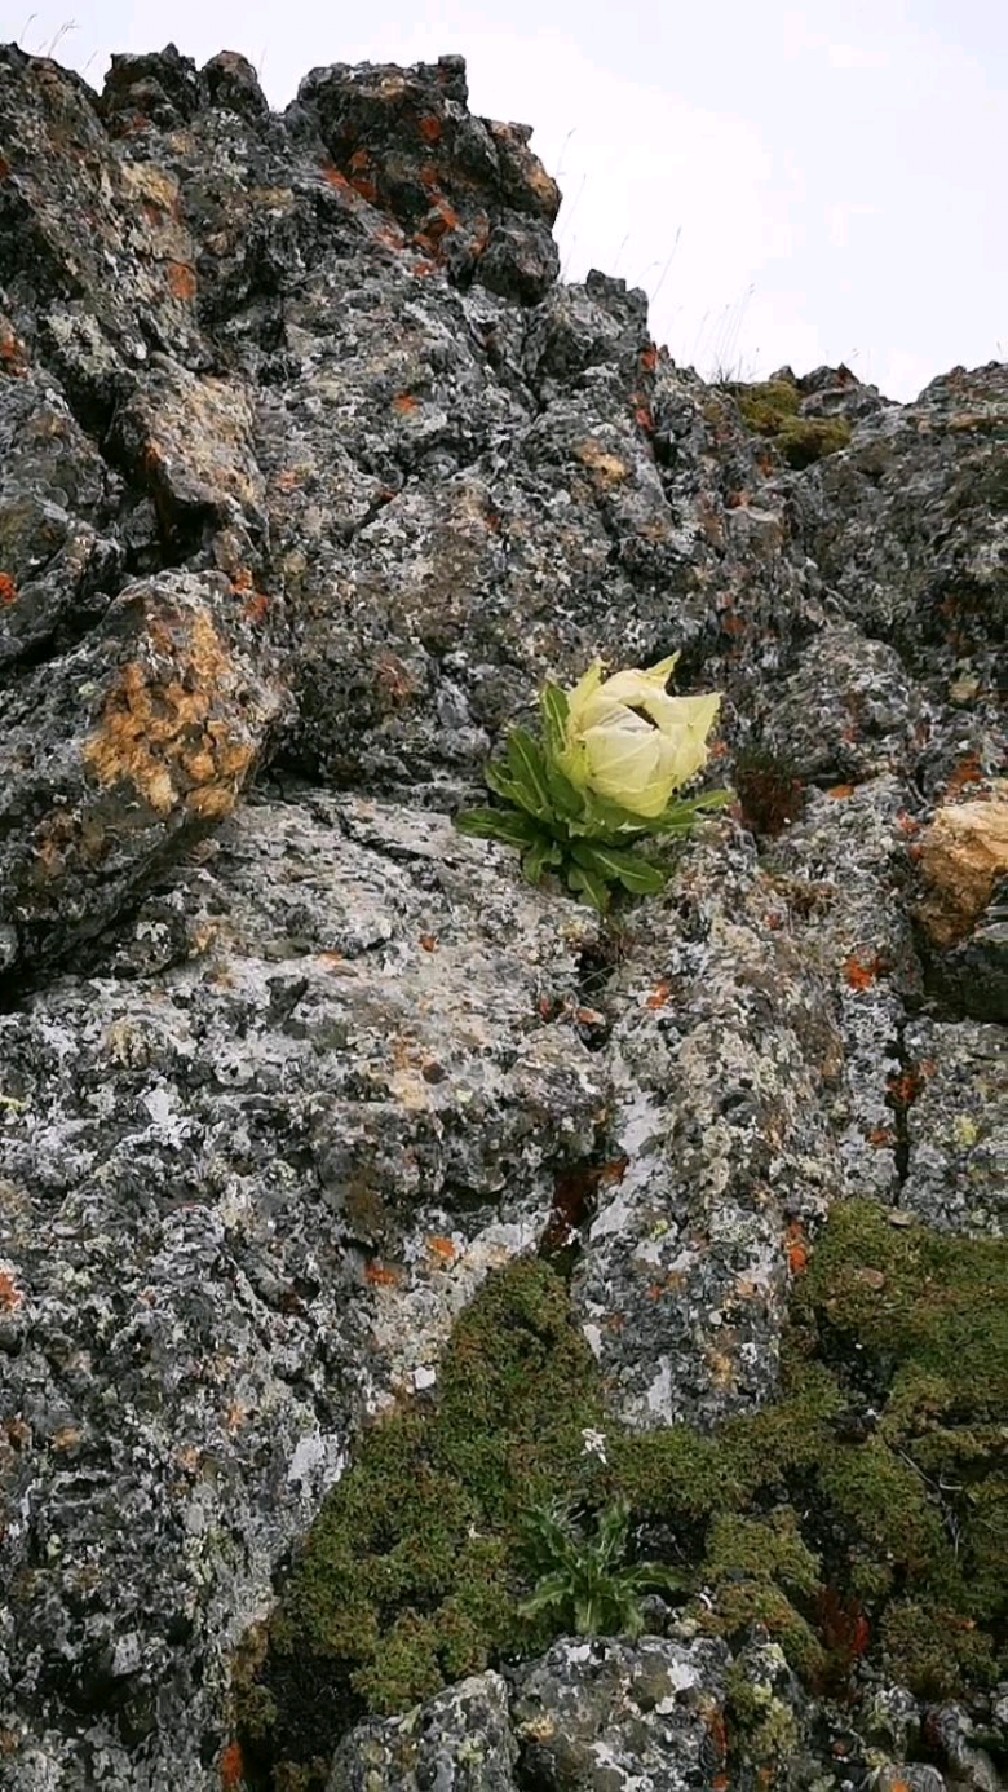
[564,660,606,731]
[600,655,680,708]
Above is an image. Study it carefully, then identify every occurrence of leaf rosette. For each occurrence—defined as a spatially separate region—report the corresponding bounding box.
[454,659,730,911]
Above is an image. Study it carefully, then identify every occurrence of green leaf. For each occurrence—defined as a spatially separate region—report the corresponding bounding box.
[518,1502,576,1571]
[570,840,668,896]
[545,766,584,827]
[507,729,554,820]
[689,786,734,810]
[570,791,653,840]
[618,1563,689,1598]
[566,860,612,914]
[539,682,569,756]
[454,807,544,848]
[522,837,562,885]
[595,1499,632,1566]
[649,787,734,830]
[484,761,522,805]
[517,1572,572,1621]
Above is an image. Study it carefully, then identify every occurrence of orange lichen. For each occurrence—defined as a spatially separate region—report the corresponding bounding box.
[887,1063,932,1109]
[0,1271,23,1311]
[320,163,353,194]
[364,1261,404,1289]
[81,607,257,821]
[425,1236,458,1265]
[418,114,443,144]
[425,198,460,240]
[944,754,985,796]
[166,259,197,301]
[419,933,438,952]
[785,1221,810,1276]
[392,392,421,414]
[0,572,17,605]
[218,1740,246,1788]
[645,980,672,1010]
[242,592,271,625]
[0,325,27,375]
[843,953,885,991]
[639,344,659,373]
[827,783,857,800]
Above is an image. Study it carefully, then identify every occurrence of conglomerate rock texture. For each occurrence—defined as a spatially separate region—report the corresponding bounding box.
[0,38,1005,1792]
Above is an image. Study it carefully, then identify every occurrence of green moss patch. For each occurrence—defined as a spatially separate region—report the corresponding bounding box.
[237,1205,1007,1786]
[729,377,853,468]
[239,1260,610,1784]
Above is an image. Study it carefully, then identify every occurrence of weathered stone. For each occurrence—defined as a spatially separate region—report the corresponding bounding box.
[509,1636,730,1792]
[914,787,1008,1021]
[0,34,1004,1792]
[917,788,1008,949]
[326,1672,516,1791]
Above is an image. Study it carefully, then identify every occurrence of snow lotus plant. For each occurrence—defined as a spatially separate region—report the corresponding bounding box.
[454,656,729,911]
[517,1497,684,1639]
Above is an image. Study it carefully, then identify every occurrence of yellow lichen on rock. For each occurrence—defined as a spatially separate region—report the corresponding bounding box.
[82,606,258,820]
[574,438,630,488]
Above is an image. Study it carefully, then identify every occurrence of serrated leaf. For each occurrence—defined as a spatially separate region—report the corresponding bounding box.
[571,840,668,896]
[566,860,612,914]
[454,807,544,848]
[507,728,554,820]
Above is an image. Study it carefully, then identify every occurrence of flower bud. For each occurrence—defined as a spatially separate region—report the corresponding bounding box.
[558,658,721,819]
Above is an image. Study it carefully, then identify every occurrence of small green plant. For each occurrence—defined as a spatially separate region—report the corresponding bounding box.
[517,1496,683,1637]
[454,658,729,911]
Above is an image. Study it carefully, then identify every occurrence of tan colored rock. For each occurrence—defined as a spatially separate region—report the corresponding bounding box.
[917,783,1008,947]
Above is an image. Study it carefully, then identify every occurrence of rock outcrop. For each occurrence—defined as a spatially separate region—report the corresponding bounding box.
[0,39,1004,1792]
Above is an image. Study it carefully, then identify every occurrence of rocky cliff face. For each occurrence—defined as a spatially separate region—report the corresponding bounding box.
[0,40,1004,1792]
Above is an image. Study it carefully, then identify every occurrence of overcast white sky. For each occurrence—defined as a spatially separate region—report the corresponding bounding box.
[3,1,1005,399]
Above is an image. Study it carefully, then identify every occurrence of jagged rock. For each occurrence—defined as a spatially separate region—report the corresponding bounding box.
[0,36,1004,1792]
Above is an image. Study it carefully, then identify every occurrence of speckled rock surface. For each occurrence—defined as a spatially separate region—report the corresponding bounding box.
[325,1672,516,1791]
[0,37,1005,1792]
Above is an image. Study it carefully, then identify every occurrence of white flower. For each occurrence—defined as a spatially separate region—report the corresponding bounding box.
[557,658,722,820]
[581,1427,607,1462]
